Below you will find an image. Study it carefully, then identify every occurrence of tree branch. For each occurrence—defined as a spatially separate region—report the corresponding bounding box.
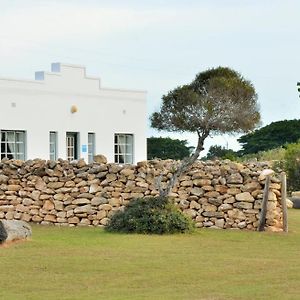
[159,130,209,197]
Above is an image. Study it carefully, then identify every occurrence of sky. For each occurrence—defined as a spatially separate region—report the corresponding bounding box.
[1,0,300,156]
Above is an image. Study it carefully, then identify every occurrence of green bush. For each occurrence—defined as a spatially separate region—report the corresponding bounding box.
[237,147,286,162]
[0,221,7,244]
[284,142,300,191]
[106,197,194,234]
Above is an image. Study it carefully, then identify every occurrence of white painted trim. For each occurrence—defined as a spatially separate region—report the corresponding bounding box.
[0,77,44,84]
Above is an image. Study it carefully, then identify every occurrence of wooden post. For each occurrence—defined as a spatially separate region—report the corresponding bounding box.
[281,172,288,232]
[258,175,270,231]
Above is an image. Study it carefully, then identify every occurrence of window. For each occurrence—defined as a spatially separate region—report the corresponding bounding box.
[0,130,26,160]
[88,133,95,163]
[114,134,133,164]
[66,132,79,161]
[49,132,58,161]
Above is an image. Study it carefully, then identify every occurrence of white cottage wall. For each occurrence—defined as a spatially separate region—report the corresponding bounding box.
[0,63,147,163]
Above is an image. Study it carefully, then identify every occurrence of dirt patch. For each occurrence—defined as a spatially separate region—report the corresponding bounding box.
[0,239,30,249]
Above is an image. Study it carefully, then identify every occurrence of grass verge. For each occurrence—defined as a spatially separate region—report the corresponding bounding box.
[1,210,300,300]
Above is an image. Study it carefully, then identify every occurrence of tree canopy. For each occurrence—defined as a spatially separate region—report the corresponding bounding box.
[151,66,260,196]
[147,137,193,160]
[204,145,237,161]
[151,67,260,136]
[238,119,300,154]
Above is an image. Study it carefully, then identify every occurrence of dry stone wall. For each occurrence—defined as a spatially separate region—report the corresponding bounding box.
[0,158,283,231]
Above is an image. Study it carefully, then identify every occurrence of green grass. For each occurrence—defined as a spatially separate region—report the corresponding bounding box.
[1,210,300,300]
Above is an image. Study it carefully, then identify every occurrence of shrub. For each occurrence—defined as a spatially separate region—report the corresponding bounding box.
[106,197,194,234]
[0,221,8,244]
[284,142,300,191]
[237,147,286,162]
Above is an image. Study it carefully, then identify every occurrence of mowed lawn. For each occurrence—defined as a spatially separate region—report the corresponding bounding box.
[1,211,300,300]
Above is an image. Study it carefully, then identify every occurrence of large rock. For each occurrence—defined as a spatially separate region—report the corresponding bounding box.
[291,191,300,197]
[286,198,293,209]
[0,221,8,243]
[258,169,274,181]
[1,220,32,242]
[292,197,300,209]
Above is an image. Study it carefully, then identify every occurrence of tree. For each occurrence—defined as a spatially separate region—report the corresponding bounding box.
[147,137,193,160]
[151,66,260,197]
[204,145,237,161]
[238,119,300,155]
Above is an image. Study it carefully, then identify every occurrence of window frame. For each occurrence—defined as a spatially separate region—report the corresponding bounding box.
[0,129,26,160]
[66,132,79,161]
[49,131,58,161]
[88,132,95,163]
[114,133,134,164]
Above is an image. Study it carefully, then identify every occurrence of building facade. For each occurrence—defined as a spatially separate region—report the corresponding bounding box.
[0,63,147,164]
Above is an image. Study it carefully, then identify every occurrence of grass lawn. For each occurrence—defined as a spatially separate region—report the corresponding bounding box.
[1,210,300,300]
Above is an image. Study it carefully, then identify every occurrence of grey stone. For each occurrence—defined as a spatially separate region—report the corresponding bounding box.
[0,174,9,184]
[233,202,253,209]
[238,221,247,229]
[208,198,222,206]
[203,221,214,227]
[292,197,300,209]
[1,220,32,242]
[74,204,92,214]
[72,198,90,205]
[190,187,204,197]
[93,155,107,164]
[218,203,233,211]
[215,219,225,228]
[227,173,243,184]
[0,221,8,243]
[202,211,224,218]
[286,198,293,208]
[235,192,255,202]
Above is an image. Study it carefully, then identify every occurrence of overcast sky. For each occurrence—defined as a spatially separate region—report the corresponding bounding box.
[1,0,300,156]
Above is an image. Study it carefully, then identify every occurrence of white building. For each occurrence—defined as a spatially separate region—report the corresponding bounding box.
[0,63,147,164]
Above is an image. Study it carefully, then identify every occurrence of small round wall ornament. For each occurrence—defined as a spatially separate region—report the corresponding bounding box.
[71,105,78,113]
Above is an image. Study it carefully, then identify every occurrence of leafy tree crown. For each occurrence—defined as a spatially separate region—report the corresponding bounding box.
[151,66,260,136]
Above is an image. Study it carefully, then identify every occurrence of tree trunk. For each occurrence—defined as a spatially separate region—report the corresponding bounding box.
[158,130,209,197]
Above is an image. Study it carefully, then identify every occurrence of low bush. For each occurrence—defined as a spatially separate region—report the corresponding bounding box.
[284,142,300,191]
[106,196,194,234]
[0,221,8,244]
[237,147,286,162]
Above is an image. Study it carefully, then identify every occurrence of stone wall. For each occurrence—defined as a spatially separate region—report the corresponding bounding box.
[0,158,283,231]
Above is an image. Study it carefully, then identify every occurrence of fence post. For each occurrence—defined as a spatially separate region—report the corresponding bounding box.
[281,172,288,232]
[258,175,270,231]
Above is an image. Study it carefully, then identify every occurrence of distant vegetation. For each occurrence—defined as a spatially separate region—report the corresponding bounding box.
[238,119,300,155]
[204,142,300,191]
[237,147,286,162]
[283,142,300,191]
[147,137,193,160]
[203,145,238,161]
